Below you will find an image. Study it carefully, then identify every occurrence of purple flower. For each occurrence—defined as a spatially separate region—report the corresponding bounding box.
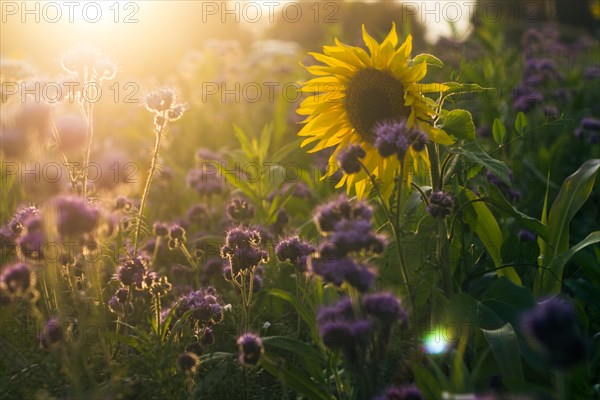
[317,298,374,364]
[581,117,600,132]
[426,191,453,219]
[329,219,386,255]
[513,86,544,113]
[517,229,536,242]
[16,214,46,262]
[39,318,62,348]
[374,120,411,160]
[226,198,255,222]
[338,144,366,174]
[520,297,586,368]
[52,196,100,238]
[176,352,200,374]
[237,333,263,366]
[144,87,176,113]
[363,293,408,326]
[310,255,375,293]
[378,385,423,400]
[115,256,148,289]
[186,204,209,225]
[187,167,224,196]
[275,236,315,272]
[163,287,224,329]
[220,226,268,275]
[0,262,34,295]
[583,65,600,80]
[314,195,373,233]
[152,222,169,237]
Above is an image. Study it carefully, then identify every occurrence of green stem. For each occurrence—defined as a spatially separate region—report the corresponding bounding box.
[359,160,416,325]
[427,142,441,190]
[82,102,94,199]
[133,112,167,253]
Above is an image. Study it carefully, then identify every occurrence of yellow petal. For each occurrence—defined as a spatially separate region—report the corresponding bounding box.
[361,24,380,59]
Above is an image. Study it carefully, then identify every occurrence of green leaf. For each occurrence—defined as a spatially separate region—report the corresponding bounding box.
[492,118,506,145]
[482,278,535,326]
[413,365,442,399]
[481,323,524,381]
[485,184,548,241]
[262,336,327,381]
[233,125,255,160]
[548,159,600,255]
[268,289,316,335]
[536,159,600,296]
[537,172,551,267]
[198,352,236,363]
[445,292,504,329]
[260,354,333,400]
[271,138,304,163]
[441,82,491,97]
[515,112,528,134]
[413,53,444,68]
[442,109,476,141]
[449,143,511,185]
[540,231,600,296]
[461,189,521,285]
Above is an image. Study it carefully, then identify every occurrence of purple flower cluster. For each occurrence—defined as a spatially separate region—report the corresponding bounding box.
[575,117,600,144]
[143,87,187,130]
[318,294,407,364]
[310,256,376,293]
[167,223,187,249]
[187,167,225,197]
[374,119,427,160]
[426,191,453,219]
[267,182,313,201]
[186,203,210,225]
[275,236,315,272]
[39,317,63,349]
[338,144,366,174]
[220,226,268,276]
[517,229,536,242]
[310,196,385,292]
[373,385,423,400]
[327,219,386,256]
[226,198,255,222]
[162,287,224,330]
[52,195,100,238]
[237,333,264,366]
[520,297,586,369]
[15,212,46,262]
[0,262,35,305]
[115,255,149,289]
[314,195,373,233]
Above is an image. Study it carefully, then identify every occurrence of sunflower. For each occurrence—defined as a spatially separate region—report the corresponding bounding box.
[297,23,455,199]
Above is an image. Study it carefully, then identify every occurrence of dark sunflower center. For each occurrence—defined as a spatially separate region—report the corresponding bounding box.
[345,68,410,142]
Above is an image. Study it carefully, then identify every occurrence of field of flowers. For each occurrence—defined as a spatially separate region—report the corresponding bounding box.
[1,1,599,399]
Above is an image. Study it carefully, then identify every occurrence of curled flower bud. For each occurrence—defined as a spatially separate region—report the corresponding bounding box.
[237,333,264,366]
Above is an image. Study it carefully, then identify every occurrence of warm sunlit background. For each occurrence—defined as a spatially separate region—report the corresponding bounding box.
[1,0,477,76]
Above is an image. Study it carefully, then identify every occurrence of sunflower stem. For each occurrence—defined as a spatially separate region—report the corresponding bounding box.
[359,161,417,325]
